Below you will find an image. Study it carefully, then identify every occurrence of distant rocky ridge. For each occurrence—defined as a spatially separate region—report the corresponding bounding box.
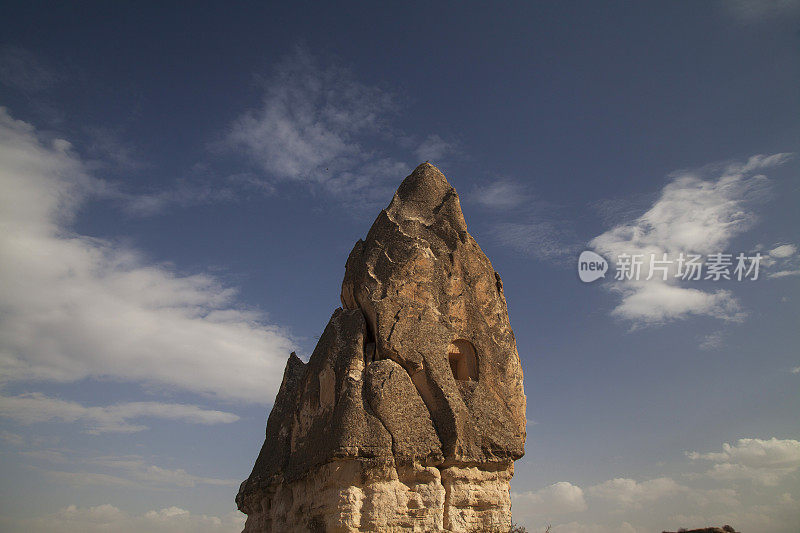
[662,527,739,533]
[236,163,527,532]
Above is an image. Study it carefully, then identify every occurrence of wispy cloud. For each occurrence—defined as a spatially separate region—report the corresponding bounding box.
[222,47,454,210]
[414,134,456,163]
[469,177,581,263]
[699,331,725,351]
[109,180,238,217]
[0,45,59,93]
[492,220,581,263]
[20,448,239,489]
[470,179,532,210]
[44,471,140,488]
[224,47,395,182]
[0,430,26,446]
[91,458,238,488]
[0,393,239,434]
[721,0,800,22]
[42,455,240,489]
[83,126,148,172]
[590,153,792,327]
[0,107,295,403]
[591,192,658,227]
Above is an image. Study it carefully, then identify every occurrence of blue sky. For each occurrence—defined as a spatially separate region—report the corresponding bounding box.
[0,1,798,532]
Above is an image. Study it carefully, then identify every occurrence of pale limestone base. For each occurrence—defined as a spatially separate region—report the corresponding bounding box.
[240,460,513,533]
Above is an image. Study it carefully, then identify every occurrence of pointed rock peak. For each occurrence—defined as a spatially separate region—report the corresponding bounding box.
[396,162,451,204]
[386,162,467,232]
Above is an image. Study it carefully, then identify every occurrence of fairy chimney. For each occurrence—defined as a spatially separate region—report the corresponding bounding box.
[237,163,526,532]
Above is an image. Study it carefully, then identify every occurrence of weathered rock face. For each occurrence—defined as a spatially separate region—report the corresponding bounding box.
[237,163,526,532]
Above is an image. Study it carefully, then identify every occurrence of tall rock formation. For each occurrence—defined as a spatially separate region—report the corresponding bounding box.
[237,163,526,532]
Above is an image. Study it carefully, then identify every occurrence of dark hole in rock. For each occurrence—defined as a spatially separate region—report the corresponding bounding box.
[364,342,376,365]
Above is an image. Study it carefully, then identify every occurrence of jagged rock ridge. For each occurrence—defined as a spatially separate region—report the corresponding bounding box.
[237,163,526,532]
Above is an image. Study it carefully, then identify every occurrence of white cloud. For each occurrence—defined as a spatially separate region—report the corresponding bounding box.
[513,481,588,517]
[0,392,239,434]
[765,243,800,278]
[687,438,800,486]
[225,47,393,181]
[590,154,791,326]
[223,48,395,199]
[594,155,785,255]
[0,107,295,403]
[607,283,744,326]
[791,366,800,374]
[222,47,453,210]
[7,504,245,533]
[509,445,800,532]
[588,477,685,507]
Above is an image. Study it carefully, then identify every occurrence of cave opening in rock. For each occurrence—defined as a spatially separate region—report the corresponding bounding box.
[447,339,478,381]
[363,317,376,365]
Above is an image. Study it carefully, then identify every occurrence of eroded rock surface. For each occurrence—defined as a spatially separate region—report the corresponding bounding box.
[237,163,526,532]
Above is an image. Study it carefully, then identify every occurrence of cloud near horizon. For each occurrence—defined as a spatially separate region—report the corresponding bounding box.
[0,107,295,404]
[511,436,800,532]
[513,481,588,516]
[1,504,245,533]
[0,392,239,434]
[687,437,800,486]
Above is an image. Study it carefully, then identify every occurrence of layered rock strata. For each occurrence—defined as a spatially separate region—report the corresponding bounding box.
[237,163,526,532]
